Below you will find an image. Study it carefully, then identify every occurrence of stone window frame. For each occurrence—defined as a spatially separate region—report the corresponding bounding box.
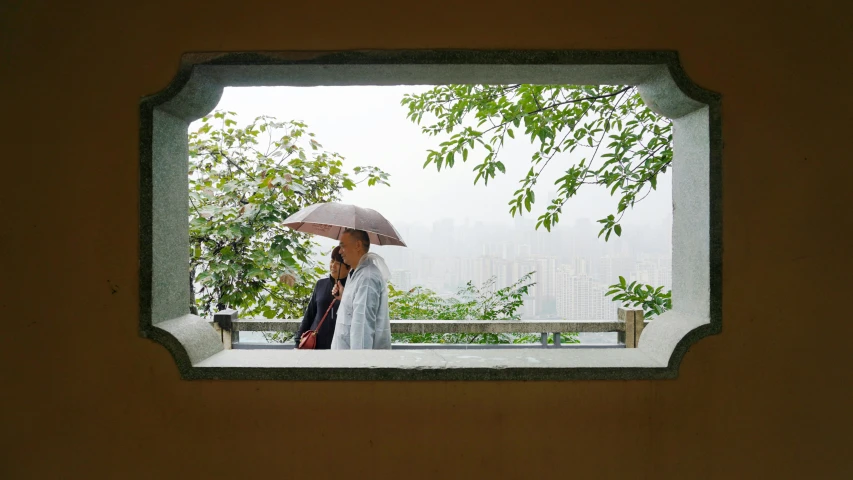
[139,50,721,380]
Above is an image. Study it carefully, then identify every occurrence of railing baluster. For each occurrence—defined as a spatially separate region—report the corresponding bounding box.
[618,308,644,348]
[633,310,645,347]
[553,332,561,347]
[214,309,238,350]
[540,332,548,347]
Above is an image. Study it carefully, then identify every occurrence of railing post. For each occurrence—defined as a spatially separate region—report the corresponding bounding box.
[214,309,238,350]
[618,307,644,348]
[633,309,645,347]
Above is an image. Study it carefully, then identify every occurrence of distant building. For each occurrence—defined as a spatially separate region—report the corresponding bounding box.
[390,270,412,291]
[594,255,614,285]
[556,265,572,319]
[533,256,557,315]
[324,217,669,324]
[557,271,619,320]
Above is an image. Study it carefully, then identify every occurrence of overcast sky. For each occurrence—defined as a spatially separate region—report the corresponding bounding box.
[190,86,671,251]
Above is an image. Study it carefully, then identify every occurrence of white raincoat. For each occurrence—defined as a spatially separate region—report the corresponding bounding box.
[331,252,392,350]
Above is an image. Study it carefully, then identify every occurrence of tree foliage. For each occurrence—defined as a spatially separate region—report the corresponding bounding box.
[403,84,674,318]
[188,111,388,320]
[401,85,671,240]
[390,273,579,344]
[605,276,672,320]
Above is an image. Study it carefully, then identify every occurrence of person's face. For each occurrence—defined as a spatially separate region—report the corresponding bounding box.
[330,258,349,279]
[338,232,361,267]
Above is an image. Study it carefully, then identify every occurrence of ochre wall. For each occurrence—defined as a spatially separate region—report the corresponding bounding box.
[2,0,851,478]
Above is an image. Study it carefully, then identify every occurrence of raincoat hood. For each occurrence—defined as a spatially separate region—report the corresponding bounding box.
[355,252,390,282]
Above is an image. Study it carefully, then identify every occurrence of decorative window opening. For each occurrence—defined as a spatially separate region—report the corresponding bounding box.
[139,50,721,380]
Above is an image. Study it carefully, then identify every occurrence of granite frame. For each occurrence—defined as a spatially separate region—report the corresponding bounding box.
[139,50,722,380]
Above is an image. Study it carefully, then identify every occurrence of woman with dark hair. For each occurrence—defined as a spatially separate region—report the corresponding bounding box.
[294,246,350,349]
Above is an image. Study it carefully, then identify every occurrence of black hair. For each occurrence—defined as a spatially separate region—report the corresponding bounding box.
[331,246,349,268]
[343,228,370,252]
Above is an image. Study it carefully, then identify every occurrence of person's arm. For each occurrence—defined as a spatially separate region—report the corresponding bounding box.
[295,283,318,345]
[332,280,344,301]
[348,274,382,350]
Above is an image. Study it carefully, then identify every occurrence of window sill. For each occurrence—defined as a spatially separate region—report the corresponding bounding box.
[154,309,709,380]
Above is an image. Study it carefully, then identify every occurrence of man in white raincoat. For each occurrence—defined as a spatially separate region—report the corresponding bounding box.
[330,228,392,350]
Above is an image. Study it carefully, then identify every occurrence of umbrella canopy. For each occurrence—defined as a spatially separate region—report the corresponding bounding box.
[282,202,407,247]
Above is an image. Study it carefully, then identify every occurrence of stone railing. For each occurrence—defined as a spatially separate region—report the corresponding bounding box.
[211,308,647,350]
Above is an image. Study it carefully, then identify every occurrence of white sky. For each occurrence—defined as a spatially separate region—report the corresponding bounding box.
[190,86,672,249]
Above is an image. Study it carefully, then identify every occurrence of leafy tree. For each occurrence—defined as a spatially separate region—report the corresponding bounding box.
[188,111,388,320]
[401,84,671,239]
[605,276,672,320]
[402,84,672,317]
[390,273,579,344]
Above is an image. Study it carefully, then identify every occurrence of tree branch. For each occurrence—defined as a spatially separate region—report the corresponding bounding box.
[588,89,632,182]
[481,86,633,136]
[189,196,203,217]
[532,92,601,180]
[221,152,256,180]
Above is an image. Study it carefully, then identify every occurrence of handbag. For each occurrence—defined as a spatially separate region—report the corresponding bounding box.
[297,299,336,350]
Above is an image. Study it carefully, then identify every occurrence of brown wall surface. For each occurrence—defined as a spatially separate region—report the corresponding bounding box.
[2,0,852,478]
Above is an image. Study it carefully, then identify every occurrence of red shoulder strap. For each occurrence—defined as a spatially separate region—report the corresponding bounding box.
[314,299,336,332]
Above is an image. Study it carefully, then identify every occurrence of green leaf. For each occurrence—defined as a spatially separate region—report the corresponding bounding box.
[398,86,672,299]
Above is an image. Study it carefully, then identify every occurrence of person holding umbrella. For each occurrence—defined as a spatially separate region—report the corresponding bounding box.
[330,228,392,350]
[282,202,405,350]
[294,246,350,349]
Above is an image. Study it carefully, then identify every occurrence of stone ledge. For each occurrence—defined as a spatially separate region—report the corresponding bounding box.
[228,319,630,333]
[190,348,666,381]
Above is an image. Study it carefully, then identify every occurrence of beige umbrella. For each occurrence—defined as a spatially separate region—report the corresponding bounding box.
[282,202,407,247]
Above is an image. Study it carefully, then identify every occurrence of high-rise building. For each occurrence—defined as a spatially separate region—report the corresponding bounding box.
[475,255,493,290]
[501,241,516,261]
[569,275,593,319]
[390,270,412,291]
[532,256,557,315]
[556,273,619,320]
[573,257,589,276]
[594,255,614,285]
[430,218,455,255]
[512,258,537,294]
[496,259,511,289]
[556,265,572,319]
